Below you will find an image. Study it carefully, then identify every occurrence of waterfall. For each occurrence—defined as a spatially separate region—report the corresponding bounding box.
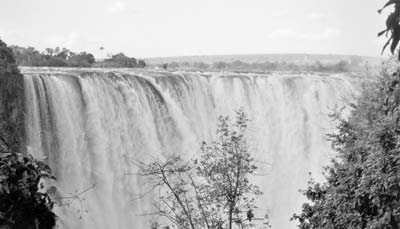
[21,67,360,228]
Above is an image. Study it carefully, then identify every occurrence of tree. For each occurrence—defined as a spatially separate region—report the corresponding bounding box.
[56,48,70,60]
[332,60,349,72]
[231,60,248,69]
[0,144,57,229]
[9,45,97,67]
[379,0,400,60]
[139,155,199,229]
[0,42,19,75]
[104,52,139,68]
[45,48,54,57]
[0,38,57,228]
[292,60,400,228]
[213,61,228,70]
[139,110,264,229]
[193,62,210,70]
[137,59,146,68]
[68,52,95,67]
[197,110,263,229]
[0,39,24,150]
[54,47,60,56]
[292,4,400,227]
[168,61,180,69]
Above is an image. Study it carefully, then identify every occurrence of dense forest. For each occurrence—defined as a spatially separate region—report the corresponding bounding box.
[160,57,365,73]
[291,0,400,228]
[0,39,57,228]
[292,59,400,228]
[10,45,146,68]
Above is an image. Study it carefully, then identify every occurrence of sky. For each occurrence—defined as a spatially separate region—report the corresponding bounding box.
[0,0,391,58]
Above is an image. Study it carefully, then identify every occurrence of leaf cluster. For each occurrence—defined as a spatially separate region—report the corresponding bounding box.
[0,143,56,228]
[0,38,56,229]
[292,63,400,228]
[140,110,264,229]
[379,0,400,60]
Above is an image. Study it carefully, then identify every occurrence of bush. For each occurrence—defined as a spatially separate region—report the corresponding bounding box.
[0,38,56,229]
[44,56,69,67]
[0,40,19,75]
[292,61,400,228]
[0,150,56,229]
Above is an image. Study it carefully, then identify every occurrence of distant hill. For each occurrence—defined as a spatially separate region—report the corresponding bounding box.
[145,54,383,66]
[144,54,384,74]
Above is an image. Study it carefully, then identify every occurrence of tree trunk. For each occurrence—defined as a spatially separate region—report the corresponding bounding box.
[228,207,233,229]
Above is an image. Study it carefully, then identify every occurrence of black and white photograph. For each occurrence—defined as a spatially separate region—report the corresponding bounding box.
[0,0,399,228]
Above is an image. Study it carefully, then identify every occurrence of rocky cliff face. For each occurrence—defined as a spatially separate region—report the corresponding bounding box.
[0,39,25,152]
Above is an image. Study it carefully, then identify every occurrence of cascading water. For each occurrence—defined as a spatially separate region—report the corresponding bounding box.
[21,67,360,228]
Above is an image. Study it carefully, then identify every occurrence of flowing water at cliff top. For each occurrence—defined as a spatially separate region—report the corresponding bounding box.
[21,67,361,228]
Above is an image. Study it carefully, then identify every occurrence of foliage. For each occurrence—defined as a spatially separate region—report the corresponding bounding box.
[10,45,96,67]
[139,110,264,229]
[0,39,25,153]
[95,52,146,68]
[0,40,20,75]
[10,45,146,68]
[378,0,400,60]
[165,59,363,73]
[0,38,56,229]
[68,52,95,67]
[140,155,199,228]
[138,59,147,68]
[197,111,263,229]
[291,61,400,228]
[0,147,56,229]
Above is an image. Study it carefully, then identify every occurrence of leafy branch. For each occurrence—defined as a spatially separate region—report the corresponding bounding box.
[379,0,400,59]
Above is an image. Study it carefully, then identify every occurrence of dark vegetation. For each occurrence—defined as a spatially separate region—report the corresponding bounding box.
[0,149,56,229]
[0,39,57,228]
[92,52,146,68]
[292,1,400,228]
[161,57,364,73]
[292,59,400,229]
[294,60,400,229]
[139,110,269,229]
[379,0,400,60]
[10,45,146,68]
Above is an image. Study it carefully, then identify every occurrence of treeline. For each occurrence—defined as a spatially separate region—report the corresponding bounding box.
[10,46,146,68]
[92,52,146,68]
[164,57,364,73]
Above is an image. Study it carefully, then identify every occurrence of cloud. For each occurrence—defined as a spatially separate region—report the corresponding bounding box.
[107,2,126,14]
[268,28,297,39]
[271,9,290,18]
[320,28,341,39]
[308,12,325,20]
[46,32,78,48]
[300,27,342,40]
[268,27,341,41]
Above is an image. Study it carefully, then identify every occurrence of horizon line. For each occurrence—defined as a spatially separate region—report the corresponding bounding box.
[142,52,384,60]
